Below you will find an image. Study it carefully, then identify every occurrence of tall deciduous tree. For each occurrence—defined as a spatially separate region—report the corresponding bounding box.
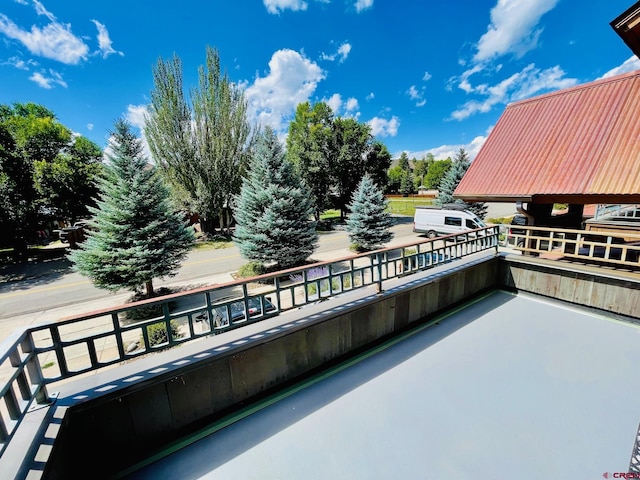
[0,122,35,255]
[385,165,404,194]
[346,174,393,251]
[288,101,392,219]
[70,120,195,297]
[146,47,254,234]
[234,127,317,269]
[287,101,334,220]
[365,140,392,191]
[331,117,372,217]
[423,157,452,189]
[34,136,103,222]
[0,102,98,254]
[437,148,487,219]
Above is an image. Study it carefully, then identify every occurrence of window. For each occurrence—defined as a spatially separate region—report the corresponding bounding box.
[466,219,478,229]
[444,216,462,226]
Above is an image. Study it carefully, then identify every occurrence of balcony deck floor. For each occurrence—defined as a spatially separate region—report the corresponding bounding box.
[127,290,640,479]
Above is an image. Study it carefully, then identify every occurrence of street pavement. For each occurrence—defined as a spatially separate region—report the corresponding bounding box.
[0,203,515,342]
[0,220,419,342]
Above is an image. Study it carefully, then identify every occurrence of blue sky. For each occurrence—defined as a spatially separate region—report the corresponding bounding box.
[1,0,639,160]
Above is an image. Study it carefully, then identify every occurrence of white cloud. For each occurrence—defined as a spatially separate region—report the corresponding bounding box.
[29,69,67,89]
[450,63,577,121]
[33,0,56,22]
[368,116,399,137]
[404,134,489,161]
[125,104,153,160]
[125,104,148,130]
[321,42,352,63]
[263,0,308,14]
[3,56,32,70]
[322,94,360,118]
[0,13,89,64]
[91,20,123,59]
[407,85,420,100]
[337,43,351,62]
[600,56,640,79]
[449,0,561,116]
[453,64,484,93]
[474,0,559,63]
[422,71,432,81]
[366,92,375,101]
[407,85,426,107]
[345,97,359,112]
[87,123,94,131]
[325,93,342,112]
[355,0,373,13]
[245,49,325,133]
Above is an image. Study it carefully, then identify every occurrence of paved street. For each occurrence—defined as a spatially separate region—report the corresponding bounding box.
[0,220,419,341]
[0,203,516,342]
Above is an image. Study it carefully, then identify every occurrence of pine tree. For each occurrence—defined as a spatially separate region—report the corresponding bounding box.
[400,169,414,196]
[346,175,394,251]
[69,119,195,297]
[437,147,487,219]
[234,127,318,269]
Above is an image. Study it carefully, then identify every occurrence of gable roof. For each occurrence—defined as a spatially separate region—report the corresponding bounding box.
[454,69,640,203]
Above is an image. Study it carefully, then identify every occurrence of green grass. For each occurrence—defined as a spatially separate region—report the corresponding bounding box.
[319,209,341,220]
[486,215,516,225]
[386,197,435,216]
[193,239,234,250]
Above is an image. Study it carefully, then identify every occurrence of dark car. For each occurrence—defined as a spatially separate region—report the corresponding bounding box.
[197,296,277,328]
[507,214,527,246]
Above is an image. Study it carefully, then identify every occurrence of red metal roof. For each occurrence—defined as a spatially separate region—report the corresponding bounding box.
[454,69,640,203]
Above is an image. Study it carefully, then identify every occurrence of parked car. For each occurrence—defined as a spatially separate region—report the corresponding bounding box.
[506,214,527,246]
[196,296,277,328]
[56,220,92,244]
[413,204,486,238]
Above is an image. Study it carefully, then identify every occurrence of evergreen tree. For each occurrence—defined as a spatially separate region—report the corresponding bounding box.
[69,119,195,297]
[437,148,487,219]
[400,169,414,196]
[234,127,318,269]
[346,175,393,251]
[398,152,410,171]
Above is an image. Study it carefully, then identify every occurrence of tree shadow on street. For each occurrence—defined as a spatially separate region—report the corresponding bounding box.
[0,247,74,293]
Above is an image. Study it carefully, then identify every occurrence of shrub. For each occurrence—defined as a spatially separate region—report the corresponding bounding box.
[144,320,182,347]
[125,287,177,321]
[237,262,266,278]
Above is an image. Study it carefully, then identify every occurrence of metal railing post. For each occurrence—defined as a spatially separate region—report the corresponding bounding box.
[375,253,383,293]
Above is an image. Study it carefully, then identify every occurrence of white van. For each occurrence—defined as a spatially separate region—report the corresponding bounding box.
[413,204,486,238]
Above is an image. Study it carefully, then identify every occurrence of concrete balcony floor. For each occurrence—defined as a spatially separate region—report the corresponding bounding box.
[127,290,640,479]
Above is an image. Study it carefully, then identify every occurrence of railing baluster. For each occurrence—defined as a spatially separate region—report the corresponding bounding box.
[113,312,125,359]
[21,334,50,405]
[9,351,30,402]
[87,339,98,369]
[5,387,20,420]
[0,415,8,443]
[49,327,68,379]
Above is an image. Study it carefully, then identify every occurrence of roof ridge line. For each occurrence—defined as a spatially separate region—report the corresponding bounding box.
[506,68,640,109]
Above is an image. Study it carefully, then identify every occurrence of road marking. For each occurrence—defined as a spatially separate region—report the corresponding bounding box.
[0,280,91,298]
[182,253,240,266]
